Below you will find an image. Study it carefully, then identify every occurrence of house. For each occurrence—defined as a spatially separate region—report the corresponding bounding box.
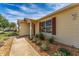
[17,4,79,48]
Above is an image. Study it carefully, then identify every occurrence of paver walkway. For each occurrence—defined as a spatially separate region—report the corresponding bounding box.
[9,37,40,56]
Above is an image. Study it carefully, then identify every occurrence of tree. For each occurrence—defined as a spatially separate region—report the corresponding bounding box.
[9,22,16,30]
[0,14,9,30]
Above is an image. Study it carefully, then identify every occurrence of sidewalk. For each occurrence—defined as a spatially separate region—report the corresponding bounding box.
[9,37,40,56]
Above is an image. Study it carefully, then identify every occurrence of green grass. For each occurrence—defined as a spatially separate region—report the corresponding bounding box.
[0,33,8,42]
[0,32,18,42]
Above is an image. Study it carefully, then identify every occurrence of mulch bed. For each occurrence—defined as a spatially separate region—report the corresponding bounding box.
[27,39,48,56]
[26,38,79,56]
[47,41,79,56]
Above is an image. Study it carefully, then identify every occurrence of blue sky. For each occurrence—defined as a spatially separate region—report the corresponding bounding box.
[0,3,70,23]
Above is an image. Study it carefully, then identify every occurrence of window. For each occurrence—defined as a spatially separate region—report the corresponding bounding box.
[46,20,51,26]
[41,22,46,32]
[39,17,56,35]
[46,20,52,33]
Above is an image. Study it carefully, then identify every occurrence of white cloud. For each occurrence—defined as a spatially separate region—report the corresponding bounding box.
[19,5,38,13]
[2,3,70,23]
[7,3,16,6]
[20,6,34,12]
[27,3,70,19]
[55,4,70,10]
[20,6,28,11]
[6,8,26,17]
[46,3,70,10]
[6,3,53,18]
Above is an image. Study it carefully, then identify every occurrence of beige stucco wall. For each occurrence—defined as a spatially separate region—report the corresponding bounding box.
[56,5,79,48]
[35,22,40,35]
[19,22,29,36]
[19,22,34,36]
[36,5,79,48]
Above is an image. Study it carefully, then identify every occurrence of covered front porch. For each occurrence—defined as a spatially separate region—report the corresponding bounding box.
[18,19,36,38]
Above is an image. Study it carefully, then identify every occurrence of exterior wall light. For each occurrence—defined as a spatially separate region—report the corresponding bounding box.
[71,13,78,20]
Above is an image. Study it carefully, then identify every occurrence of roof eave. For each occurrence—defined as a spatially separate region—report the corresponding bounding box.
[38,3,79,20]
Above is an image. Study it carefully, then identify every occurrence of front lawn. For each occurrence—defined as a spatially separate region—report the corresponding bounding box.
[0,31,18,42]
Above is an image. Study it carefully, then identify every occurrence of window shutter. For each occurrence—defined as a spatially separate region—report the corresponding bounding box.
[52,17,56,35]
[33,23,35,36]
[39,22,41,32]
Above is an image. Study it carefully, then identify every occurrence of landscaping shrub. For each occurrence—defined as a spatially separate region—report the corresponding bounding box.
[5,32,18,36]
[38,33,45,40]
[58,48,71,56]
[40,42,49,51]
[53,51,62,56]
[32,34,42,45]
[10,32,18,36]
[53,48,71,56]
[32,37,37,42]
[48,36,54,44]
[36,39,42,45]
[35,34,39,38]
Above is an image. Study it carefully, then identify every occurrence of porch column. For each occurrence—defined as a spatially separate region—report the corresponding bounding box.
[30,21,32,39]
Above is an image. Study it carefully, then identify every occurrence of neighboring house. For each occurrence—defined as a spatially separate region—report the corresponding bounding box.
[17,4,79,48]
